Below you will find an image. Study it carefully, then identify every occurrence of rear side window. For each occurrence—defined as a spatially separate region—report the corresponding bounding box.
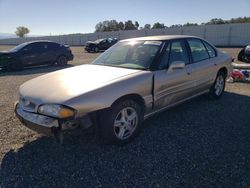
[203,41,216,58]
[187,39,209,62]
[48,43,60,50]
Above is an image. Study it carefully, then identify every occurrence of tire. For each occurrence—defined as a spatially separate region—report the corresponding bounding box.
[99,99,143,145]
[94,46,99,53]
[208,71,226,99]
[7,60,23,71]
[57,55,68,66]
[237,49,245,62]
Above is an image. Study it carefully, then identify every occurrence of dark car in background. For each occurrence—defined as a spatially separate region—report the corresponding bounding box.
[0,41,74,71]
[238,44,250,63]
[85,38,118,53]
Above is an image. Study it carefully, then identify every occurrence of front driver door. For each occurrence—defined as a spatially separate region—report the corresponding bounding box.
[19,43,41,65]
[153,40,195,111]
[99,39,109,50]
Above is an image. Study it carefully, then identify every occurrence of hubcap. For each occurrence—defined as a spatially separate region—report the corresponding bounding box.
[114,107,138,140]
[215,75,224,96]
[58,56,67,65]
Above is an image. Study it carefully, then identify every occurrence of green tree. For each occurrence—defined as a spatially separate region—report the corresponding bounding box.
[108,20,120,31]
[135,21,139,29]
[144,24,151,29]
[15,26,30,38]
[169,24,182,28]
[118,21,125,30]
[95,22,104,32]
[206,18,225,25]
[95,20,128,32]
[124,20,137,30]
[183,22,198,27]
[152,22,165,29]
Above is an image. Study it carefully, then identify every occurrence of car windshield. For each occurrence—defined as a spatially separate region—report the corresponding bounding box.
[9,43,28,52]
[92,40,162,70]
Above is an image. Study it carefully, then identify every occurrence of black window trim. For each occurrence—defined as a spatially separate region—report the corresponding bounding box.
[201,40,218,58]
[149,40,167,71]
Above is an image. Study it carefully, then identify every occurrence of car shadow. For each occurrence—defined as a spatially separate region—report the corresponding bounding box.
[0,64,74,76]
[1,91,250,187]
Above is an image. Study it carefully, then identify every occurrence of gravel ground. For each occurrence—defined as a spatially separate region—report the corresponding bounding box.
[0,46,250,187]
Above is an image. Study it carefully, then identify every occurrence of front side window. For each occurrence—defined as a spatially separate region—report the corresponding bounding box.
[159,40,189,69]
[187,39,210,62]
[22,43,36,52]
[92,40,162,70]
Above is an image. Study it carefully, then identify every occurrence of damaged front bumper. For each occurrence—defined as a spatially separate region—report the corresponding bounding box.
[15,103,93,136]
[15,103,59,135]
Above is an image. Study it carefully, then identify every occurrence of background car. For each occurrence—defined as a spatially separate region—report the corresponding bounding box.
[237,44,250,63]
[15,35,232,145]
[0,41,74,71]
[85,38,118,52]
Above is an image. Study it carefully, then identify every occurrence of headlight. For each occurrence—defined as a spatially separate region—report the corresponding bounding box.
[38,104,75,118]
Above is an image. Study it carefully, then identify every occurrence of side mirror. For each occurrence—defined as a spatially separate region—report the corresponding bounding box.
[168,61,185,72]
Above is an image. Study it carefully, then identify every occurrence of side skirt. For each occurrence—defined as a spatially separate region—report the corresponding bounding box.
[144,90,209,119]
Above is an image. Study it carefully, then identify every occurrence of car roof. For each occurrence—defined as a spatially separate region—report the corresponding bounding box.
[121,35,202,41]
[21,40,57,45]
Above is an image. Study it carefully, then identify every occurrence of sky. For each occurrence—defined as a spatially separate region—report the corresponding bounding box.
[0,0,250,36]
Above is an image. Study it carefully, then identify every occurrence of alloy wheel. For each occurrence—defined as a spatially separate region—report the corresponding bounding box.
[214,75,224,96]
[113,107,138,140]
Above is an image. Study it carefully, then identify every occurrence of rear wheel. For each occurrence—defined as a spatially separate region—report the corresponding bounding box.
[99,100,143,145]
[57,55,68,66]
[208,71,226,99]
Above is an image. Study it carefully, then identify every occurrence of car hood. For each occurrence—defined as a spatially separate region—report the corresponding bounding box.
[86,41,98,45]
[19,64,141,105]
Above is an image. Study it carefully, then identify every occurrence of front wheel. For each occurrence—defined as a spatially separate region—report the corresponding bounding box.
[208,71,226,99]
[57,56,68,66]
[99,100,143,145]
[94,47,99,53]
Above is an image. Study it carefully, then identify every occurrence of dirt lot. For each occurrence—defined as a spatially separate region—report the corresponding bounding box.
[0,45,250,187]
